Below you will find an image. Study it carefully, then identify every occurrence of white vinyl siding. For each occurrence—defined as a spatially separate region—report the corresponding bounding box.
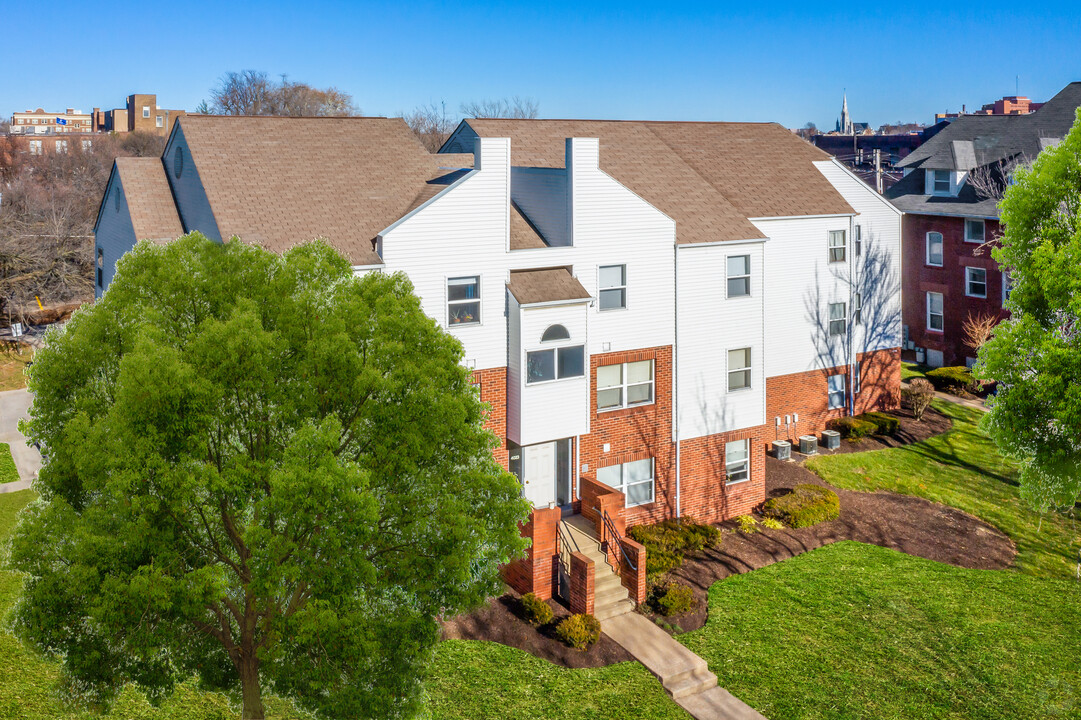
[725,440,750,484]
[926,232,943,266]
[597,360,654,411]
[927,292,944,332]
[598,458,654,507]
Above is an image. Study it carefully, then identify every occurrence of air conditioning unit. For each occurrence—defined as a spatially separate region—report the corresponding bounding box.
[799,435,818,455]
[773,440,791,460]
[822,430,841,450]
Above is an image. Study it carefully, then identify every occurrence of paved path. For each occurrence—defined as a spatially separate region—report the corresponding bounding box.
[901,379,988,412]
[603,612,767,720]
[0,388,38,494]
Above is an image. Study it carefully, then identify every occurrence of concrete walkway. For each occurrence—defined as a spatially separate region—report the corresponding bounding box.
[603,612,767,720]
[0,388,38,494]
[900,378,988,412]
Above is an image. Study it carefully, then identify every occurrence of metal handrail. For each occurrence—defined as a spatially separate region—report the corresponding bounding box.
[592,506,637,572]
[555,521,579,601]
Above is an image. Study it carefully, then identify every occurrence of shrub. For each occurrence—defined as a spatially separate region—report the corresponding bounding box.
[735,514,759,534]
[861,411,901,436]
[555,613,601,650]
[926,366,976,394]
[904,378,935,420]
[519,592,553,627]
[629,518,721,580]
[763,484,840,528]
[650,582,697,617]
[830,416,877,440]
[761,517,785,530]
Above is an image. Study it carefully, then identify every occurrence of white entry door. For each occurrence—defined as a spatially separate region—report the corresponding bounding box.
[523,442,556,508]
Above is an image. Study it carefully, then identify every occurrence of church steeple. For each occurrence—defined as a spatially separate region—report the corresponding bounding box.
[838,91,853,135]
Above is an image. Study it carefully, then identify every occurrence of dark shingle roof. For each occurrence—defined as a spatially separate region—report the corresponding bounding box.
[178,115,472,266]
[507,268,591,305]
[114,158,184,242]
[885,169,1001,218]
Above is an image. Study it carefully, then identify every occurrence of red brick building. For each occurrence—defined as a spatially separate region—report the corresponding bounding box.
[888,82,1081,367]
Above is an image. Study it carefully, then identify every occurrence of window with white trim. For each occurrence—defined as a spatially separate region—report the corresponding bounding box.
[926,232,943,266]
[965,267,987,298]
[853,292,862,325]
[965,218,985,243]
[29,140,41,155]
[828,230,846,263]
[598,458,654,506]
[156,115,164,128]
[829,302,847,336]
[828,374,846,410]
[725,440,750,484]
[597,360,654,411]
[727,348,751,391]
[932,170,951,194]
[853,361,861,394]
[598,264,626,310]
[526,345,585,384]
[927,291,944,332]
[55,139,68,154]
[1002,271,1012,306]
[726,254,750,297]
[854,224,862,257]
[142,106,150,118]
[447,276,480,326]
[81,139,92,151]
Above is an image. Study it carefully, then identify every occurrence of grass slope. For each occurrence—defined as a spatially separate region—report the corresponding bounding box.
[0,490,677,720]
[679,541,1081,720]
[0,443,21,485]
[807,400,1081,580]
[900,361,930,382]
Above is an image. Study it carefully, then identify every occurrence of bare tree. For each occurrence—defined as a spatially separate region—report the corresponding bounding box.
[460,97,539,119]
[967,156,1027,203]
[963,310,999,352]
[795,122,818,140]
[903,379,935,421]
[208,70,359,117]
[405,102,456,152]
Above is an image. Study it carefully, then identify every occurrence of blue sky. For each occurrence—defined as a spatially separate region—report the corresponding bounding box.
[4,0,1079,129]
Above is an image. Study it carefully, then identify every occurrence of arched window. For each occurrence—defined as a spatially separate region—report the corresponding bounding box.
[541,324,570,342]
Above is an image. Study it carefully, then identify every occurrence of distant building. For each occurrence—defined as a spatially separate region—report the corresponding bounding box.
[832,94,873,136]
[9,108,95,135]
[812,123,949,192]
[100,94,186,136]
[934,94,1045,124]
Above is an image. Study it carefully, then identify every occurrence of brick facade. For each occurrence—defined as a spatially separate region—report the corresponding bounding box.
[473,366,509,469]
[901,214,1008,366]
[678,424,770,523]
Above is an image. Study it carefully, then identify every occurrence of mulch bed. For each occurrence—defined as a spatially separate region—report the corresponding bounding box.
[443,401,1017,663]
[440,588,633,668]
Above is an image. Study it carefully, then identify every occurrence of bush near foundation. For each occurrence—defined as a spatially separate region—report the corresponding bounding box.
[904,378,935,421]
[628,518,721,580]
[649,582,697,617]
[830,416,877,440]
[926,366,976,394]
[861,412,901,436]
[555,613,601,650]
[519,592,553,627]
[763,484,840,528]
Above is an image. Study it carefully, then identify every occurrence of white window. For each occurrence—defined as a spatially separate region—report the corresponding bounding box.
[597,360,654,411]
[96,247,103,288]
[854,225,862,257]
[727,348,751,391]
[829,302,847,336]
[727,254,750,297]
[965,219,985,243]
[853,292,862,325]
[598,264,626,310]
[965,267,987,298]
[926,232,943,266]
[447,276,480,326]
[853,361,861,394]
[932,170,951,194]
[598,458,654,506]
[142,106,150,118]
[1002,271,1012,306]
[55,139,68,154]
[81,139,92,151]
[725,440,750,484]
[526,345,585,384]
[29,140,42,155]
[156,115,164,128]
[927,292,944,332]
[828,230,846,263]
[828,374,846,410]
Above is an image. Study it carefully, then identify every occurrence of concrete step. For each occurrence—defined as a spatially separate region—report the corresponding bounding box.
[594,581,631,607]
[676,686,769,720]
[665,667,718,700]
[594,598,635,621]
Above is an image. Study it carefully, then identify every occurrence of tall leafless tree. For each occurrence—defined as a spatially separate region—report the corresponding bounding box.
[963,310,999,353]
[404,102,455,152]
[208,71,359,117]
[460,97,539,119]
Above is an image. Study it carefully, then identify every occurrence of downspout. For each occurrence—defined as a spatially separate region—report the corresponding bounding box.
[849,213,857,417]
[575,434,581,503]
[673,240,681,519]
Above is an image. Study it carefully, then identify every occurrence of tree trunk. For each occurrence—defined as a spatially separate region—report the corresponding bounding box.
[240,653,264,720]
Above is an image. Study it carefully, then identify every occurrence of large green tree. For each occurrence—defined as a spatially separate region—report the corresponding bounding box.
[978,107,1081,515]
[7,234,529,719]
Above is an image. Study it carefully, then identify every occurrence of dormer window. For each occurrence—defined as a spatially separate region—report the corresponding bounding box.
[932,170,951,195]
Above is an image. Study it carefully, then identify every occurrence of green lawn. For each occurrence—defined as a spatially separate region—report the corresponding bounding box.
[901,361,930,381]
[679,541,1081,720]
[806,400,1081,580]
[0,490,676,720]
[0,443,20,485]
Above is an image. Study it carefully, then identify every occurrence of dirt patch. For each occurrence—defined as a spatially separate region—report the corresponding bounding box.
[440,588,633,668]
[810,404,953,455]
[663,455,1017,632]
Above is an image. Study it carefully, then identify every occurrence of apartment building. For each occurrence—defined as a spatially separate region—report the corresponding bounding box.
[9,107,94,134]
[887,82,1081,367]
[95,114,901,615]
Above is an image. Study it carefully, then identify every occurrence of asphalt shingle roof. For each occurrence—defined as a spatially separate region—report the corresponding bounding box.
[114,157,184,242]
[507,268,591,305]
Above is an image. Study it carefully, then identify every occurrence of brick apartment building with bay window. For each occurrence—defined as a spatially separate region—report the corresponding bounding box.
[94,114,902,620]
